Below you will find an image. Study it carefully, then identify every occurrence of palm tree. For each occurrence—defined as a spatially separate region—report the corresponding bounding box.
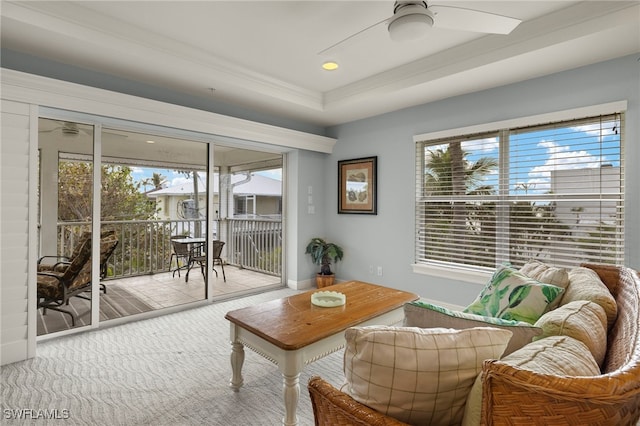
[151,172,167,190]
[423,143,498,265]
[424,144,497,196]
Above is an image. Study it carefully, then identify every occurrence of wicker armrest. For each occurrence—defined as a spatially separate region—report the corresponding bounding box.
[481,360,640,425]
[308,376,407,426]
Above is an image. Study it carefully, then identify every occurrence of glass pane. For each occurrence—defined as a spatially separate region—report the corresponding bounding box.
[100,129,208,314]
[37,118,94,335]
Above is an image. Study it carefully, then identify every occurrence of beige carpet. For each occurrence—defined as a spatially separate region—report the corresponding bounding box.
[4,288,346,425]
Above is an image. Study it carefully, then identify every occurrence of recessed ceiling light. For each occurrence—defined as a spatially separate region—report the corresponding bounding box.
[146,140,155,144]
[322,61,339,71]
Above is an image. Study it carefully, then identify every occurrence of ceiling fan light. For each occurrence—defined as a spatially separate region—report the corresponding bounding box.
[388,7,434,42]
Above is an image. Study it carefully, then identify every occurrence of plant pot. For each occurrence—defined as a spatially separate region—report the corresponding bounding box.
[316,273,335,288]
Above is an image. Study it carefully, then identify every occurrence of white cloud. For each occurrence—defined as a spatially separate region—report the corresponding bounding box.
[463,136,498,153]
[524,140,602,192]
[571,119,619,138]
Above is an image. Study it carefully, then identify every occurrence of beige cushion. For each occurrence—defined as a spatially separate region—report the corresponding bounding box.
[343,325,512,426]
[520,259,570,287]
[564,267,617,328]
[534,300,608,367]
[404,301,541,356]
[462,335,600,426]
[520,260,570,310]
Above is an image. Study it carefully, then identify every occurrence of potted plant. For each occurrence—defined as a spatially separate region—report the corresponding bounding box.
[305,237,344,288]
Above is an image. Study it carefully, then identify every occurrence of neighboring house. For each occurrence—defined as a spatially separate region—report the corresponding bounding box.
[146,173,282,221]
[551,166,621,230]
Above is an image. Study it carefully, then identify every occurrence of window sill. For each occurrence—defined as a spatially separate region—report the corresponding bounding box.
[411,263,491,285]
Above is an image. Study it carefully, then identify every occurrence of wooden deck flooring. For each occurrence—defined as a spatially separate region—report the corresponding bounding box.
[38,266,283,336]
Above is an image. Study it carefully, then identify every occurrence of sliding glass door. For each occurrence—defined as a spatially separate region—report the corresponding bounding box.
[37,114,285,336]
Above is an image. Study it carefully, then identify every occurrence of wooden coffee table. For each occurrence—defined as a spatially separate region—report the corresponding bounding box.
[224,281,418,426]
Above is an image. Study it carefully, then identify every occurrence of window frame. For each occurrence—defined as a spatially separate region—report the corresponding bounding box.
[412,102,627,281]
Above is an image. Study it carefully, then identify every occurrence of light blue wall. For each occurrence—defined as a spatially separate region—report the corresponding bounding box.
[325,55,640,305]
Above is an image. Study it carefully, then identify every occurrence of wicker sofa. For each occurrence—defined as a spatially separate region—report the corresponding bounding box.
[308,263,640,426]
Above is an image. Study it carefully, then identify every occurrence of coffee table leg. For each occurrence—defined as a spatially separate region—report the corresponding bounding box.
[282,372,300,426]
[229,341,245,391]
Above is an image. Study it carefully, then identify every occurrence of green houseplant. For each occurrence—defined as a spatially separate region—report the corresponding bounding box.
[305,237,344,288]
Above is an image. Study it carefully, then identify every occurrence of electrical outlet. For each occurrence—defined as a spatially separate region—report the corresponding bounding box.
[369,265,374,274]
[377,266,383,276]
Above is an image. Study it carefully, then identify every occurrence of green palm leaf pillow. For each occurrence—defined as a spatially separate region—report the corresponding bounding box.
[463,264,565,324]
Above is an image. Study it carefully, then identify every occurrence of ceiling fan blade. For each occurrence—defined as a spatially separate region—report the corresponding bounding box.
[318,16,390,56]
[429,5,521,35]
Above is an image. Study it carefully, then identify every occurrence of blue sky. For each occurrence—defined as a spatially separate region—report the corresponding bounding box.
[428,117,621,196]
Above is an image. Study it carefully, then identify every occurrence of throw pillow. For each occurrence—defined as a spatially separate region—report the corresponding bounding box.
[343,325,512,426]
[534,300,607,367]
[564,267,617,328]
[404,301,542,356]
[461,335,600,426]
[463,264,565,324]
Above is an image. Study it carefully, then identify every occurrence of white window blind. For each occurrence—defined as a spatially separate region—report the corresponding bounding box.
[415,113,624,270]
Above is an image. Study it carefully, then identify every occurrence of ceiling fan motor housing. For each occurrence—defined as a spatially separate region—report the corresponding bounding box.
[62,122,80,135]
[389,1,434,42]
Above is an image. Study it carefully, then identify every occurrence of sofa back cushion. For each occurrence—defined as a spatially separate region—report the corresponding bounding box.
[564,267,618,328]
[343,325,512,426]
[404,301,541,356]
[520,259,570,288]
[520,260,569,309]
[534,300,608,367]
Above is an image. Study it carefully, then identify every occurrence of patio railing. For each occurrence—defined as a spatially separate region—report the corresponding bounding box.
[56,217,282,278]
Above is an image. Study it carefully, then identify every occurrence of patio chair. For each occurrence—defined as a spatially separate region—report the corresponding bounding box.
[37,230,91,273]
[38,230,117,293]
[185,240,226,282]
[170,235,192,277]
[37,231,119,325]
[211,240,226,282]
[98,231,119,293]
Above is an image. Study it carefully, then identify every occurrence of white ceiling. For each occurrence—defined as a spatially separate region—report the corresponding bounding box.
[2,1,639,127]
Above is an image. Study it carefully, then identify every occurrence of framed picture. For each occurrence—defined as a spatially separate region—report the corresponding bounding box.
[338,156,377,214]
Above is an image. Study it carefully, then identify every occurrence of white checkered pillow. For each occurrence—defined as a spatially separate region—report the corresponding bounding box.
[342,326,512,426]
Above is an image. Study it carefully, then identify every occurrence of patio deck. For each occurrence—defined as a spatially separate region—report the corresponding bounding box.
[37,266,283,336]
[114,264,283,309]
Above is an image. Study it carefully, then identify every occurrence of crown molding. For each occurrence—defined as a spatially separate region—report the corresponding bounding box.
[1,69,336,153]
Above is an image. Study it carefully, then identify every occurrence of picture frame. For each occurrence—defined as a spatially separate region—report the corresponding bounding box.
[338,156,377,215]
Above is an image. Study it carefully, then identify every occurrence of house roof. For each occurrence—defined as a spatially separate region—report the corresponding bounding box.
[147,174,282,198]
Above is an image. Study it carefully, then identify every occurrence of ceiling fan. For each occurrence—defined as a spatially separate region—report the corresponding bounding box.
[319,1,522,55]
[39,120,128,139]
